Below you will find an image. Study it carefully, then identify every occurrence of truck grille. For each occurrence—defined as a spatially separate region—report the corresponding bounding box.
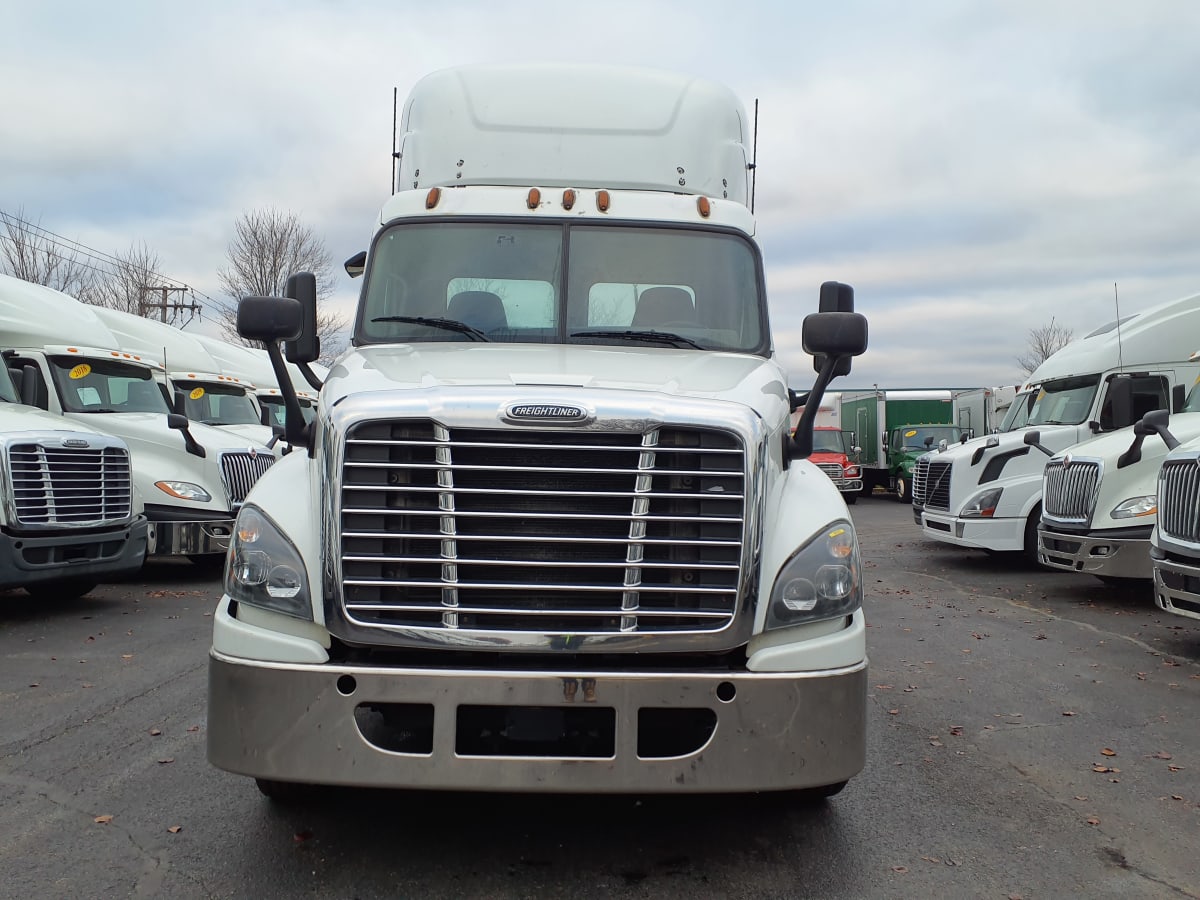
[915,459,952,510]
[8,444,131,526]
[1158,456,1200,543]
[339,420,746,635]
[817,462,843,481]
[219,451,275,507]
[1042,458,1101,524]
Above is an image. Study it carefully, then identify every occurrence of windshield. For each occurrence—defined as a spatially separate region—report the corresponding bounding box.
[260,395,316,428]
[999,390,1036,432]
[895,425,962,451]
[1026,375,1100,426]
[48,356,170,414]
[811,430,846,454]
[358,221,766,353]
[178,382,261,426]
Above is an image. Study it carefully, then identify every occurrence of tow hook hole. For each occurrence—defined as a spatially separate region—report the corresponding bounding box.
[336,675,357,696]
[716,681,736,703]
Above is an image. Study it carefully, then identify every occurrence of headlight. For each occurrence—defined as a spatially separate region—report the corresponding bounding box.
[961,486,1003,517]
[155,480,212,502]
[1111,495,1156,519]
[224,505,312,620]
[767,520,862,629]
[844,465,859,477]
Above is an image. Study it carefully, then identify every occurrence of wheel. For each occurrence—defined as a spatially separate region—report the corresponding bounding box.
[894,476,908,503]
[24,578,98,600]
[1023,509,1045,568]
[843,491,857,506]
[255,778,315,804]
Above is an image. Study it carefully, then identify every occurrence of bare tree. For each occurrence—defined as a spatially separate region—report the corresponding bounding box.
[0,208,96,299]
[1016,317,1073,377]
[88,241,162,313]
[215,208,349,362]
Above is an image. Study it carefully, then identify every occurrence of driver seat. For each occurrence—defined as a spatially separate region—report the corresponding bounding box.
[632,287,696,327]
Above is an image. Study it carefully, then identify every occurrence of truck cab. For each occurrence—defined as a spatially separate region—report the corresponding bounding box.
[207,64,869,800]
[886,423,963,503]
[811,425,862,503]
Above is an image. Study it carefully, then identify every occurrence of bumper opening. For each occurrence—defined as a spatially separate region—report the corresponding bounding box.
[637,707,717,758]
[355,703,435,754]
[456,705,616,758]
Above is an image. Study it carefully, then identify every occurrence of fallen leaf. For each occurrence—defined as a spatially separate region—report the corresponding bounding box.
[891,866,908,874]
[1074,795,1088,801]
[1172,795,1184,801]
[1093,765,1114,773]
[1062,711,1076,717]
[149,728,162,737]
[888,709,900,715]
[186,725,200,733]
[94,815,113,825]
[167,825,182,834]
[157,758,175,765]
[949,725,964,736]
[28,683,39,688]
[121,654,133,660]
[1168,765,1183,773]
[1101,748,1117,757]
[1148,751,1172,760]
[1086,817,1100,826]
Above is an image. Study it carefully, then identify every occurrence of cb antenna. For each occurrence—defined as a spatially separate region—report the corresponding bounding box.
[749,98,759,213]
[1113,282,1124,370]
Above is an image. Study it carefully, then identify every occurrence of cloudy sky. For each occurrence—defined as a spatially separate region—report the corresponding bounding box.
[3,0,1199,391]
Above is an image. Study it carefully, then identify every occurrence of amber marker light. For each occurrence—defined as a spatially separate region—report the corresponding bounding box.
[562,189,576,210]
[697,196,711,218]
[596,190,611,212]
[425,187,441,209]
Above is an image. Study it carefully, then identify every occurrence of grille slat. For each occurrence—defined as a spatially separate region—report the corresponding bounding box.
[7,444,132,526]
[918,459,952,510]
[1043,459,1101,523]
[340,420,746,635]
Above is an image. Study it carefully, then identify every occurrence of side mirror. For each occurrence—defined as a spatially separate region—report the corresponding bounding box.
[238,296,303,343]
[345,250,366,279]
[166,413,206,458]
[284,273,320,365]
[801,311,868,360]
[810,282,861,377]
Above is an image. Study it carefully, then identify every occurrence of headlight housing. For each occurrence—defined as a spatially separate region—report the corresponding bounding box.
[961,486,1003,518]
[1111,495,1156,519]
[224,505,312,620]
[844,465,860,477]
[155,480,212,502]
[767,520,862,629]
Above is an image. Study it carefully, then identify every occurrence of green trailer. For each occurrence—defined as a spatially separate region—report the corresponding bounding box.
[839,390,956,497]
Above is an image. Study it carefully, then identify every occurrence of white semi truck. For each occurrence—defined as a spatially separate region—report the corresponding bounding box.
[1150,407,1200,621]
[91,307,278,450]
[0,276,276,561]
[207,63,870,800]
[914,294,1200,563]
[192,336,323,430]
[0,340,147,598]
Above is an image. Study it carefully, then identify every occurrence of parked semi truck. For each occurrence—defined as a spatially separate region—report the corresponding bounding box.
[0,276,276,562]
[915,294,1200,563]
[0,330,147,598]
[207,63,870,800]
[810,425,862,503]
[838,389,955,500]
[1150,404,1200,620]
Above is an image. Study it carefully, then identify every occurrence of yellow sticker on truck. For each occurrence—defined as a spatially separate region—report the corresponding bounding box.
[189,387,205,400]
[69,364,91,379]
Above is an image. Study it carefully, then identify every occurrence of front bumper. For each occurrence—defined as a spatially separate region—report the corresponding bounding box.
[207,650,867,793]
[833,478,863,494]
[1038,525,1152,579]
[145,513,235,557]
[0,517,148,590]
[920,511,1024,552]
[1153,554,1200,621]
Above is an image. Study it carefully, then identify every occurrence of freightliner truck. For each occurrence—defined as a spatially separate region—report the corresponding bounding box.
[914,294,1200,564]
[207,63,870,800]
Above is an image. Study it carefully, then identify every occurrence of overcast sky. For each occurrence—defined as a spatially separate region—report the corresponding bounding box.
[3,0,1198,391]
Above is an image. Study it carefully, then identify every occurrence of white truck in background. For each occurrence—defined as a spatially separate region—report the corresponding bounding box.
[92,307,279,451]
[914,294,1200,563]
[0,329,146,598]
[1150,400,1200,620]
[0,276,276,562]
[952,385,1018,437]
[193,337,324,430]
[208,63,870,801]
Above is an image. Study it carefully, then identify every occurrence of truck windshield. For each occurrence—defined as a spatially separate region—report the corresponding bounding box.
[811,430,846,453]
[48,356,171,414]
[178,383,261,425]
[998,390,1036,431]
[896,426,961,451]
[260,395,316,428]
[358,221,766,353]
[1025,376,1100,426]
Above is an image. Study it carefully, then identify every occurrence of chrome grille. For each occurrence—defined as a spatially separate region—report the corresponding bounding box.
[922,460,952,510]
[219,451,275,506]
[7,444,132,526]
[911,456,929,506]
[1043,458,1101,523]
[817,462,843,480]
[339,420,746,635]
[1159,456,1200,543]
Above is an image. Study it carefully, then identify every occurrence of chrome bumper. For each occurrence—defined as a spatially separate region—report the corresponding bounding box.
[834,478,863,494]
[1038,527,1152,579]
[1153,556,1200,621]
[147,518,235,557]
[207,650,867,793]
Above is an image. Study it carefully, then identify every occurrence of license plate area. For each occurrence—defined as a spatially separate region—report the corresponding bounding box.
[456,705,616,758]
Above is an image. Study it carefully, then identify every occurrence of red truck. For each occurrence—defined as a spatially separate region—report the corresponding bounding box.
[811,426,863,504]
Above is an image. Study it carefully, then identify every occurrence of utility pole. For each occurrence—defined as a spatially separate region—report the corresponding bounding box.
[138,286,201,325]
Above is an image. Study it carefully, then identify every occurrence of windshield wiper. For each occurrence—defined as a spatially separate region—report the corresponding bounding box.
[372,315,490,342]
[570,329,704,349]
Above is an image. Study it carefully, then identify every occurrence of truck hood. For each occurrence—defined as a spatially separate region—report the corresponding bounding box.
[0,401,120,437]
[327,344,789,409]
[929,423,1081,466]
